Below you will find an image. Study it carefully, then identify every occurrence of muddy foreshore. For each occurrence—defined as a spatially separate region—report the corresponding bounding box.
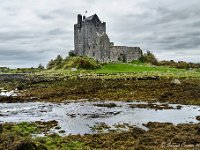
[1,74,200,105]
[0,74,200,149]
[0,121,199,150]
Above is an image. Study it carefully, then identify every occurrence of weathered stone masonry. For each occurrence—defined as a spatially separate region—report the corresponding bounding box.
[74,14,142,62]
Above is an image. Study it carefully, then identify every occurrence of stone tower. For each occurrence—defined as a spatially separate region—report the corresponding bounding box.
[74,14,142,62]
[74,14,107,55]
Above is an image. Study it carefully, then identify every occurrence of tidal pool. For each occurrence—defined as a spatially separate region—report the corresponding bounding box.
[0,101,199,135]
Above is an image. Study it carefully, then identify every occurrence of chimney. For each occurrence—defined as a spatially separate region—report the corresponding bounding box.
[77,14,82,23]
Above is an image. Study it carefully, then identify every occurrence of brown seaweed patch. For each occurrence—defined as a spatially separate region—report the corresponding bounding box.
[129,103,174,110]
[93,103,117,108]
[89,122,111,132]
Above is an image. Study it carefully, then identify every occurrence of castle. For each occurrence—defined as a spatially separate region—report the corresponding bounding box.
[74,14,142,62]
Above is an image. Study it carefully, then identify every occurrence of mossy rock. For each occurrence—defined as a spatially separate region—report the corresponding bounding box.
[13,140,38,150]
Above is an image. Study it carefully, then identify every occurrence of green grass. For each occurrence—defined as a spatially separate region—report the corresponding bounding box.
[12,122,39,136]
[32,62,200,79]
[87,62,200,79]
[94,63,186,74]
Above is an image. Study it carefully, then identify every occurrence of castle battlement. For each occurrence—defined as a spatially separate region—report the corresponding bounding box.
[74,14,142,62]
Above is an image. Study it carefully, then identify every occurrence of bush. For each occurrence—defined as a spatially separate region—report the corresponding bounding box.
[47,60,55,70]
[140,51,158,65]
[177,61,190,69]
[68,50,76,57]
[157,60,200,70]
[46,55,63,70]
[38,64,44,70]
[64,56,100,70]
[54,55,63,69]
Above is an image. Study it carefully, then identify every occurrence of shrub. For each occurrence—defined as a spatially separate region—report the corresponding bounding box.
[68,50,76,57]
[177,61,189,69]
[157,60,200,69]
[140,51,158,65]
[38,63,44,70]
[54,55,63,69]
[64,56,100,70]
[47,59,55,70]
[46,55,63,70]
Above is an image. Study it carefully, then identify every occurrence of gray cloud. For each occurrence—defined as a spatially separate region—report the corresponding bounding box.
[38,14,55,20]
[0,0,199,68]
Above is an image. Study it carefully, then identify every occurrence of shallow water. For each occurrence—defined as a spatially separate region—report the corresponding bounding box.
[0,101,199,135]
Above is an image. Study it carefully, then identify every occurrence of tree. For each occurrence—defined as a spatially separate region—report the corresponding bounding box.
[47,59,55,70]
[47,55,63,70]
[68,50,76,57]
[54,55,63,69]
[38,63,44,69]
[140,51,158,65]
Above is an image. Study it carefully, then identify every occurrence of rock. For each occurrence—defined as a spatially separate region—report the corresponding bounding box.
[68,114,76,118]
[54,126,61,130]
[176,105,182,110]
[30,97,39,100]
[1,89,8,92]
[14,141,38,150]
[16,86,24,91]
[0,124,3,133]
[71,68,78,71]
[171,79,181,85]
[93,103,117,108]
[58,130,65,133]
[196,116,200,121]
[129,103,174,110]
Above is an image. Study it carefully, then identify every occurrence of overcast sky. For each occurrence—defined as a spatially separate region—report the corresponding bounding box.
[0,0,200,68]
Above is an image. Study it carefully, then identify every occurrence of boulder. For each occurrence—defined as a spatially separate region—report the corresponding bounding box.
[14,141,38,150]
[171,79,181,85]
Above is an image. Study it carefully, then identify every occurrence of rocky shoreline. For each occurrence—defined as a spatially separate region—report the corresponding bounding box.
[0,74,200,149]
[1,75,200,105]
[0,121,199,149]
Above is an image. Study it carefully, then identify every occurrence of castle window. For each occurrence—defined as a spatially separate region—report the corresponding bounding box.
[88,46,90,50]
[93,52,95,57]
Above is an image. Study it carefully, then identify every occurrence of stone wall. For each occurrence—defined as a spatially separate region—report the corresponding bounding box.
[91,45,142,63]
[110,46,142,62]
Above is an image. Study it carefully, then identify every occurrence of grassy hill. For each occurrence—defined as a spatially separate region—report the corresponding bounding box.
[42,61,200,79]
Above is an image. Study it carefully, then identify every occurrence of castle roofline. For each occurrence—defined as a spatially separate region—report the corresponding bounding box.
[84,14,101,22]
[85,14,96,20]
